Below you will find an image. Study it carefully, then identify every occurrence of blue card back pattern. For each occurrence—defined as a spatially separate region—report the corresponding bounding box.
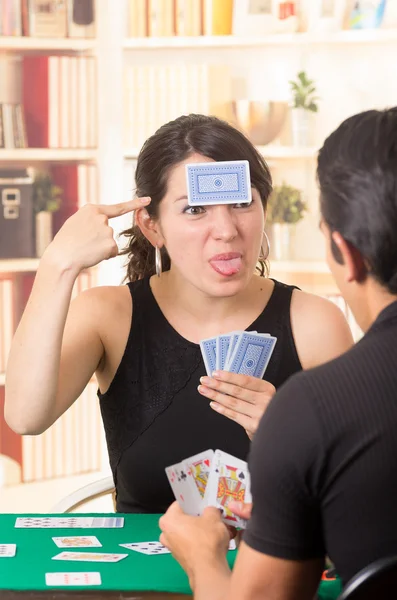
[186,160,252,206]
[228,333,277,379]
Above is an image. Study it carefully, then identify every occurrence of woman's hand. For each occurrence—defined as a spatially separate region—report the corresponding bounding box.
[44,197,151,273]
[198,371,276,440]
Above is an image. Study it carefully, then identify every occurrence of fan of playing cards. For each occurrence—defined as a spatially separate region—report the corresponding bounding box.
[166,449,251,529]
[200,330,276,378]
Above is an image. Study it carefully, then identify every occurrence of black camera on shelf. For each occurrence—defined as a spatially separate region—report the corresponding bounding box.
[0,169,35,259]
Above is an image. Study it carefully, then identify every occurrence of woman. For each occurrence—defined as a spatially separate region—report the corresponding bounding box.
[5,114,353,513]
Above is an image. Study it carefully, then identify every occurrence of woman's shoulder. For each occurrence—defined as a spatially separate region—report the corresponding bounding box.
[290,288,354,369]
[71,284,133,327]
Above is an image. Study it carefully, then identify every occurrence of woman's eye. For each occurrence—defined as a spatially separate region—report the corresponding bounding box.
[234,200,253,208]
[183,206,205,215]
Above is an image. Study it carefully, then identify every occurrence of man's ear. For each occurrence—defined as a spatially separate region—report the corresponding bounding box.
[134,207,165,248]
[331,231,367,283]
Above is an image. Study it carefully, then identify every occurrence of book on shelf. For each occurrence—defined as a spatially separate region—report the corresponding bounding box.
[175,0,203,36]
[0,278,14,375]
[127,0,148,37]
[203,0,233,35]
[148,0,174,36]
[51,163,98,235]
[0,0,96,40]
[124,63,232,149]
[0,103,27,149]
[22,55,97,149]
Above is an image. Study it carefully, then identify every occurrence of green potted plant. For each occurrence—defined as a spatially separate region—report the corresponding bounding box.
[32,172,62,257]
[267,182,307,260]
[288,70,319,146]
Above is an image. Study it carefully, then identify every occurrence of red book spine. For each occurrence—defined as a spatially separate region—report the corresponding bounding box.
[51,165,79,235]
[22,56,49,148]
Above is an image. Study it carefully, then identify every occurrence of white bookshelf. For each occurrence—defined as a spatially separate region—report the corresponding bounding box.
[270,260,330,274]
[0,149,97,163]
[0,258,40,274]
[124,29,397,50]
[0,37,96,52]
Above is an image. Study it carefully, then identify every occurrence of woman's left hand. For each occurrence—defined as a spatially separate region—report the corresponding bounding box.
[198,371,276,440]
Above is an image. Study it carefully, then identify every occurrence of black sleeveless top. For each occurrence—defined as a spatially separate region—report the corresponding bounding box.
[98,277,302,513]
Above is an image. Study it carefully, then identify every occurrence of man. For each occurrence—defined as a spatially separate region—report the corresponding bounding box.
[159,107,397,600]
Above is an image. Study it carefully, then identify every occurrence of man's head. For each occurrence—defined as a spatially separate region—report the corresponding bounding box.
[318,108,397,330]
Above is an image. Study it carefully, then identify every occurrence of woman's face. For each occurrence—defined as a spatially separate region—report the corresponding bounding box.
[156,153,265,297]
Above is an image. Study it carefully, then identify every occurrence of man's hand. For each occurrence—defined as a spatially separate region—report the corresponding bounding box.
[159,502,231,587]
[228,501,252,521]
[198,371,275,440]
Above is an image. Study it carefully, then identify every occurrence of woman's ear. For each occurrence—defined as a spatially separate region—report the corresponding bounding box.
[134,207,165,248]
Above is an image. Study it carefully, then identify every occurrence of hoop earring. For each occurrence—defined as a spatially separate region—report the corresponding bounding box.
[155,245,162,277]
[260,230,270,260]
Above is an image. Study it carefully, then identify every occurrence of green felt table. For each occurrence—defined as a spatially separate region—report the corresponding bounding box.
[0,513,342,599]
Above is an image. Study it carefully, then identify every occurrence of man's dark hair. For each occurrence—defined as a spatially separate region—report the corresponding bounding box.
[318,107,397,293]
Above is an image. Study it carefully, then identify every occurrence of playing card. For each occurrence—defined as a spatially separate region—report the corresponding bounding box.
[186,160,251,206]
[52,551,128,563]
[200,336,217,376]
[228,539,237,551]
[183,449,214,499]
[119,541,170,555]
[204,449,251,529]
[165,462,202,516]
[216,334,232,371]
[227,332,277,378]
[45,572,101,586]
[52,536,102,548]
[0,544,16,557]
[223,331,242,371]
[15,516,124,528]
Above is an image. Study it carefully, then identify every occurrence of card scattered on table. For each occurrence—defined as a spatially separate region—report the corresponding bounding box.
[0,544,16,557]
[52,536,102,548]
[15,516,124,529]
[45,572,101,586]
[52,551,128,563]
[186,160,251,206]
[200,330,276,377]
[166,449,251,529]
[120,541,170,555]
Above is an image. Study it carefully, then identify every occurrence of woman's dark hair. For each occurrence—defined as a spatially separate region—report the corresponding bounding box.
[120,113,272,282]
[318,107,397,293]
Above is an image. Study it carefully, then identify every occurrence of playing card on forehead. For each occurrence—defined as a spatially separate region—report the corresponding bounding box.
[186,160,251,205]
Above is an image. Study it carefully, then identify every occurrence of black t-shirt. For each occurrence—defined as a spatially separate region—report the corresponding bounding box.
[245,300,397,585]
[98,276,302,513]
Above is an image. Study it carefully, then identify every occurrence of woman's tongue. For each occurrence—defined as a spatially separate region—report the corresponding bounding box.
[210,256,242,276]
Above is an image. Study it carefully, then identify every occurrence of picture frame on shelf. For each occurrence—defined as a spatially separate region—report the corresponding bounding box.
[302,0,347,32]
[232,0,279,36]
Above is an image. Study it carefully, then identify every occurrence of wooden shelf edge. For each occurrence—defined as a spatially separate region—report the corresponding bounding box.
[0,36,96,51]
[270,260,330,274]
[0,149,97,163]
[124,29,397,50]
[0,258,40,274]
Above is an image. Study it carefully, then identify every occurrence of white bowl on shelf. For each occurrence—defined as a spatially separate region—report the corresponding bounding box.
[229,100,289,146]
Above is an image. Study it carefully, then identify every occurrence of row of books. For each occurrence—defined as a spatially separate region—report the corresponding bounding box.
[1,0,95,38]
[124,63,231,149]
[23,55,97,149]
[0,103,27,149]
[127,0,397,38]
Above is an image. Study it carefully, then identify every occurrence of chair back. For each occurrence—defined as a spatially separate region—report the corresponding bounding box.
[338,555,397,599]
